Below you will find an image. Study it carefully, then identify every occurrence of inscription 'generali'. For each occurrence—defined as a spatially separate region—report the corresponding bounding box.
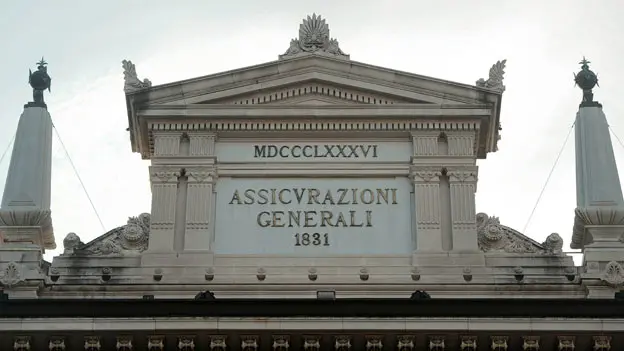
[253,144,379,159]
[229,187,398,248]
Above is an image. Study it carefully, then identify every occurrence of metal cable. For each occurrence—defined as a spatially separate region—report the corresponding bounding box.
[0,132,16,166]
[52,122,106,231]
[522,122,576,233]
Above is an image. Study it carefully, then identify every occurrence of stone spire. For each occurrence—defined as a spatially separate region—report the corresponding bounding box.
[0,59,55,252]
[571,58,624,296]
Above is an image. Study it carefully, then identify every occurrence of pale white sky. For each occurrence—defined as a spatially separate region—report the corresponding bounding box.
[1,0,623,262]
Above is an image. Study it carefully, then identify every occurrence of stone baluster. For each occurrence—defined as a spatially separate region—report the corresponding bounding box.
[447,167,479,251]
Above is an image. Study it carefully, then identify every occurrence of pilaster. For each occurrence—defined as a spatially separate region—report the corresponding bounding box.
[146,166,181,252]
[447,167,480,251]
[410,167,442,251]
[184,168,217,251]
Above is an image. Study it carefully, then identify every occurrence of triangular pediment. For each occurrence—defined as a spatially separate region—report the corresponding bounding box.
[135,55,493,107]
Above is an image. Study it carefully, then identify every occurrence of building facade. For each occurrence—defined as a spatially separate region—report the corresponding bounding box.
[1,15,623,351]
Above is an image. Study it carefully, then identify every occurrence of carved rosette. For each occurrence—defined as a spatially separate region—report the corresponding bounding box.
[280,14,349,60]
[0,262,24,288]
[476,212,559,254]
[14,336,30,351]
[601,261,624,288]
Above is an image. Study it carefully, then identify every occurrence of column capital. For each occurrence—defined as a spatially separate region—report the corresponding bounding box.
[410,166,442,183]
[186,167,218,184]
[446,167,478,183]
[149,166,182,183]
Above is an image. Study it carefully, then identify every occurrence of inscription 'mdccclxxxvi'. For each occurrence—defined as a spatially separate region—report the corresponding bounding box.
[253,144,379,159]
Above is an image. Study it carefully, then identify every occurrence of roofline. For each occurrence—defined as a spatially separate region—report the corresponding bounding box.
[1,298,622,319]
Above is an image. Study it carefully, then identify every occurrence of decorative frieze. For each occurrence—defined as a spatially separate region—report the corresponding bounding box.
[411,132,440,156]
[147,336,165,351]
[428,336,445,351]
[49,337,66,351]
[152,131,183,157]
[14,336,30,351]
[446,133,476,156]
[241,335,259,351]
[460,336,477,351]
[116,336,133,351]
[188,132,216,156]
[593,336,611,351]
[273,335,290,350]
[522,336,540,351]
[335,335,352,351]
[178,336,195,350]
[557,336,575,350]
[491,336,508,351]
[365,336,383,351]
[397,335,415,351]
[209,335,227,351]
[84,336,101,351]
[303,336,321,351]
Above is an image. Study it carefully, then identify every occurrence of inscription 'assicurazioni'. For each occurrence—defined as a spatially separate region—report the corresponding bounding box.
[253,144,379,159]
[228,187,399,247]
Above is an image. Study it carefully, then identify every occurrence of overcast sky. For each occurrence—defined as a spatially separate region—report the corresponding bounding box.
[1,0,623,262]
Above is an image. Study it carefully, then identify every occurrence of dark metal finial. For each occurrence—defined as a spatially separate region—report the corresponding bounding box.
[26,57,52,108]
[573,57,601,107]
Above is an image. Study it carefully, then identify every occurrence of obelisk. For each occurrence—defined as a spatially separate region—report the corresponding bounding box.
[571,58,624,297]
[0,58,56,251]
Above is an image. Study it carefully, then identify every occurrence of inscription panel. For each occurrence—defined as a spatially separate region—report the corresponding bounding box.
[215,141,412,163]
[214,177,413,254]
